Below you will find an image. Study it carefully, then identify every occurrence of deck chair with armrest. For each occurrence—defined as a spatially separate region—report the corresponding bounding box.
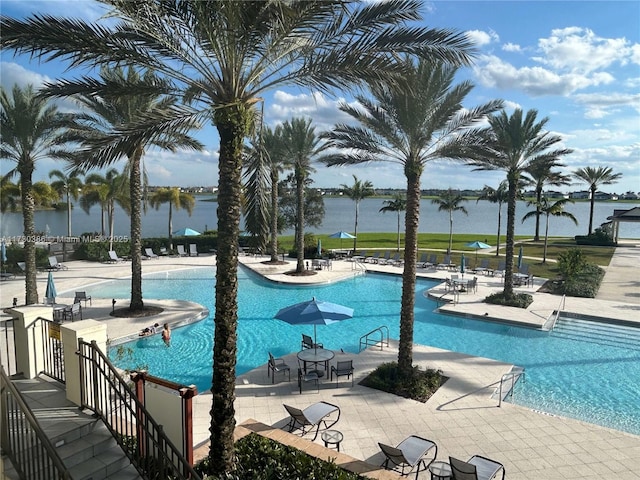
[176,245,188,257]
[74,291,92,307]
[283,401,340,440]
[330,359,354,386]
[301,333,323,350]
[449,455,505,480]
[267,352,291,383]
[378,435,438,479]
[63,301,82,322]
[189,243,199,256]
[107,250,124,263]
[297,367,319,394]
[144,248,159,259]
[48,256,68,271]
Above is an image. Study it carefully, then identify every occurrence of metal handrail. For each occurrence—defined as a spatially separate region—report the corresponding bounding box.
[498,369,526,407]
[359,325,390,352]
[0,365,71,479]
[78,339,201,480]
[550,295,566,331]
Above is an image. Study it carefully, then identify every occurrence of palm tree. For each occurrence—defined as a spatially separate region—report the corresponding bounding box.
[523,160,571,241]
[0,84,72,304]
[466,109,572,299]
[431,189,468,255]
[523,197,577,263]
[573,166,622,235]
[281,118,326,274]
[49,169,83,237]
[148,187,195,249]
[32,181,60,209]
[477,182,508,256]
[81,169,129,238]
[379,193,407,252]
[321,57,502,377]
[61,66,202,312]
[0,178,20,213]
[2,3,475,472]
[341,175,374,252]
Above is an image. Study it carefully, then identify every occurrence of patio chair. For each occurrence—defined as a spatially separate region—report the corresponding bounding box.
[437,255,453,270]
[365,252,380,263]
[48,256,68,271]
[176,245,188,257]
[283,401,340,440]
[159,247,168,256]
[107,250,124,263]
[330,359,354,386]
[189,243,199,256]
[417,252,429,268]
[297,367,319,394]
[62,301,82,322]
[267,352,291,384]
[301,333,323,350]
[465,277,478,294]
[144,248,159,259]
[472,258,490,275]
[378,435,437,479]
[449,455,505,480]
[74,291,92,307]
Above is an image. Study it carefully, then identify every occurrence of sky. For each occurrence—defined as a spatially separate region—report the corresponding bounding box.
[1,1,639,193]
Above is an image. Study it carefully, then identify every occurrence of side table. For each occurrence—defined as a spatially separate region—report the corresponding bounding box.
[321,429,343,452]
[429,460,452,480]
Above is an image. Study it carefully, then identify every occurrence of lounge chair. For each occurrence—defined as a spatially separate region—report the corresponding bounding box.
[417,252,429,268]
[301,333,323,350]
[74,291,92,307]
[297,367,319,394]
[159,247,168,256]
[330,360,354,386]
[377,251,392,264]
[449,455,505,480]
[437,254,455,271]
[283,401,340,440]
[365,252,380,263]
[267,352,290,384]
[495,260,506,277]
[107,250,124,263]
[389,252,403,266]
[62,301,82,322]
[0,272,16,281]
[176,245,188,257]
[189,243,199,257]
[472,258,491,275]
[17,262,26,273]
[48,256,68,271]
[378,435,437,479]
[144,248,159,259]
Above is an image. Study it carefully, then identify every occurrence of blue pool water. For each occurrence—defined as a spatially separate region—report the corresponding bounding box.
[93,267,640,436]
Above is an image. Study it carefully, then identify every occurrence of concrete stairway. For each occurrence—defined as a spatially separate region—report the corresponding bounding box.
[2,376,141,480]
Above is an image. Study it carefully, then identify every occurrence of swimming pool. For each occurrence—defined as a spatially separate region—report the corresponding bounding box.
[93,267,640,436]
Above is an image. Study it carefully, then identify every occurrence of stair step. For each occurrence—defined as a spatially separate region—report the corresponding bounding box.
[553,318,640,350]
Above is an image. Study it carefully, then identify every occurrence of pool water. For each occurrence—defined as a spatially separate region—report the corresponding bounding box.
[94,267,640,436]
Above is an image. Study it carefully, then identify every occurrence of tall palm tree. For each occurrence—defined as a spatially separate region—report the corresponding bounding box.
[477,181,508,256]
[61,66,202,312]
[0,178,20,213]
[523,160,571,241]
[321,57,502,377]
[2,2,475,472]
[573,166,622,235]
[379,193,407,252]
[466,109,572,299]
[522,197,577,263]
[81,168,129,238]
[341,175,374,252]
[431,189,468,255]
[0,84,72,304]
[148,187,195,249]
[281,118,326,274]
[49,169,83,237]
[32,181,60,209]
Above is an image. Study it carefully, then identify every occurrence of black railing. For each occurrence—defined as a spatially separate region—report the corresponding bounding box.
[77,339,201,480]
[1,316,17,377]
[39,318,65,384]
[0,365,71,479]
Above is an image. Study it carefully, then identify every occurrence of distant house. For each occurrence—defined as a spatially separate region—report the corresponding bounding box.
[621,191,640,200]
[570,191,590,199]
[594,191,618,201]
[545,190,568,199]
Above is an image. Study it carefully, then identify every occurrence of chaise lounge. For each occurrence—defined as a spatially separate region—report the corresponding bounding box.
[449,455,505,480]
[378,435,437,479]
[283,401,340,440]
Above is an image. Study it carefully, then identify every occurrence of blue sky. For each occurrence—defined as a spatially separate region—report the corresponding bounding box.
[1,1,639,193]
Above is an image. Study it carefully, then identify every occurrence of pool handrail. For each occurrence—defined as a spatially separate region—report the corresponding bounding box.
[498,368,526,407]
[359,325,390,352]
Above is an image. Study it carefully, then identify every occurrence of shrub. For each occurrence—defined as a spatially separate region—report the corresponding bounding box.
[195,433,364,479]
[563,264,605,298]
[575,227,616,246]
[3,243,50,272]
[484,292,533,309]
[360,362,445,403]
[557,248,587,279]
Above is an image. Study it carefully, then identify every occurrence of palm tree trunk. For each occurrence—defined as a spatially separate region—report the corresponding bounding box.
[295,168,305,273]
[168,201,173,250]
[108,202,114,252]
[129,147,144,311]
[398,171,420,378]
[269,168,279,262]
[20,164,38,305]
[66,189,72,237]
[588,188,595,235]
[448,212,453,255]
[543,214,549,263]
[353,202,359,252]
[503,173,517,299]
[495,203,502,257]
[396,211,401,252]
[209,106,245,475]
[534,187,542,241]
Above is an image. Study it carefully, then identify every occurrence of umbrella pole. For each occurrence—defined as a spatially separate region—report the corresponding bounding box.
[314,324,317,352]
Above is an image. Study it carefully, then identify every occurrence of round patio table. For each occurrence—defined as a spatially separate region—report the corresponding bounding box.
[297,348,335,376]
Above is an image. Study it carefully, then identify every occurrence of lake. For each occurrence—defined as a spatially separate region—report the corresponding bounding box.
[1,197,639,239]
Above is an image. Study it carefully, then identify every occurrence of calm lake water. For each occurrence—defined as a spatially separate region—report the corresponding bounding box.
[1,197,639,239]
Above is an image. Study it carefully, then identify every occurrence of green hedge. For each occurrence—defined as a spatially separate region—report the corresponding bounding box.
[484,292,533,308]
[563,264,605,298]
[2,243,51,272]
[360,361,445,403]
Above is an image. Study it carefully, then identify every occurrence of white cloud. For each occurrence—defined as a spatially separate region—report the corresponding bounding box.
[502,43,522,53]
[268,90,355,132]
[466,29,499,47]
[0,62,51,90]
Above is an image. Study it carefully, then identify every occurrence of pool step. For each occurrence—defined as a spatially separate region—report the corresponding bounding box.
[552,317,640,350]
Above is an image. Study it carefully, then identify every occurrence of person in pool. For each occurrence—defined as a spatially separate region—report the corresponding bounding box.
[139,323,159,337]
[162,323,171,347]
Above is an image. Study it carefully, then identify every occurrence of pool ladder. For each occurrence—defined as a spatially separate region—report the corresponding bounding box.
[359,325,390,352]
[498,367,526,407]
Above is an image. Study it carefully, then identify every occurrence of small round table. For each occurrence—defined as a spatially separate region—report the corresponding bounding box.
[321,429,343,452]
[429,460,452,480]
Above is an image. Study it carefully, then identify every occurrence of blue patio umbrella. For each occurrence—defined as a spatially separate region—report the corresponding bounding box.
[460,253,466,277]
[45,271,57,304]
[465,240,491,267]
[317,239,322,256]
[1,240,6,264]
[172,227,201,236]
[517,245,524,269]
[328,231,355,250]
[274,297,354,348]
